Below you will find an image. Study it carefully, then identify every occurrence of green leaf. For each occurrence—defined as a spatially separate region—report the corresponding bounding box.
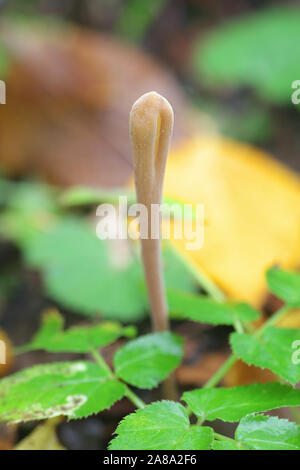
[266,267,300,306]
[0,361,126,423]
[1,183,196,322]
[212,440,241,450]
[60,187,136,207]
[109,401,214,450]
[236,414,300,450]
[0,46,11,77]
[7,181,58,214]
[230,328,300,385]
[162,244,196,294]
[60,187,196,221]
[168,290,259,325]
[116,0,168,42]
[24,218,195,321]
[182,383,300,423]
[20,310,136,354]
[197,98,272,144]
[0,178,13,205]
[194,6,300,104]
[27,218,147,321]
[114,332,183,389]
[0,182,59,251]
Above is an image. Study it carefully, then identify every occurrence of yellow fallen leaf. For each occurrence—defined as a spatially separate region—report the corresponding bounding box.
[162,136,300,307]
[0,329,14,378]
[224,361,276,387]
[276,309,300,329]
[14,417,65,450]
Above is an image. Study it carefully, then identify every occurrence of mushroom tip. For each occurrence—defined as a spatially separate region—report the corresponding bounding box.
[131,91,173,115]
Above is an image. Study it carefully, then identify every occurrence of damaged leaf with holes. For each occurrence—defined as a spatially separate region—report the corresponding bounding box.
[0,362,126,422]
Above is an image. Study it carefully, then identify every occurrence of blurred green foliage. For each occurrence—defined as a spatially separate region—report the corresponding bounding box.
[0,179,196,321]
[194,6,300,104]
[3,0,40,15]
[61,186,197,221]
[116,0,168,42]
[18,310,136,354]
[197,99,272,143]
[215,105,271,143]
[0,47,11,77]
[27,217,147,321]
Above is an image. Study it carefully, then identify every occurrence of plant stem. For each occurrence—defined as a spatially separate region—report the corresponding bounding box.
[203,304,292,388]
[255,304,290,336]
[214,432,237,443]
[202,312,244,389]
[203,354,237,388]
[91,348,146,410]
[214,432,246,449]
[233,316,245,334]
[125,387,146,409]
[90,348,114,378]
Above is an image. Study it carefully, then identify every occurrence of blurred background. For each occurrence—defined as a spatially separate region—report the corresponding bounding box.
[1,0,300,450]
[1,0,300,184]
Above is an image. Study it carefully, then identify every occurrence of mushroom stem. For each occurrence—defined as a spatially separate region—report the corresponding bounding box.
[130,91,173,332]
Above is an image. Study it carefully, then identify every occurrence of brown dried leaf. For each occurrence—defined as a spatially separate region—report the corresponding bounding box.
[224,360,276,387]
[176,352,227,386]
[0,23,188,187]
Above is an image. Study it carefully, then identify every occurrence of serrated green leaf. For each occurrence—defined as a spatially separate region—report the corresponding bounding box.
[230,328,300,385]
[114,332,183,389]
[109,401,214,450]
[236,414,300,450]
[194,6,300,104]
[212,440,241,450]
[20,311,136,354]
[266,267,300,306]
[27,310,63,344]
[168,290,259,325]
[182,383,300,423]
[0,361,126,423]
